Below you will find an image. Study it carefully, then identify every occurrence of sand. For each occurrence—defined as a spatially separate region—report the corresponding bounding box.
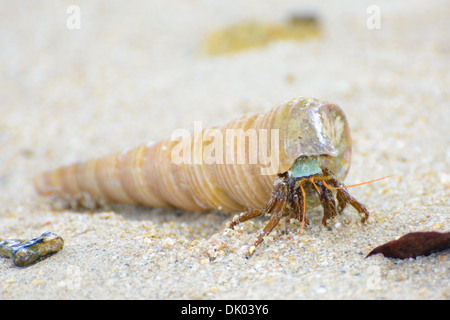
[0,0,448,300]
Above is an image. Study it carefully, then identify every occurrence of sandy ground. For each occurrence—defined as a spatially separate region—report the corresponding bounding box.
[0,0,448,300]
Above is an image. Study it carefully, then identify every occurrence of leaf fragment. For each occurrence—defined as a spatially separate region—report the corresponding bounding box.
[366,231,450,259]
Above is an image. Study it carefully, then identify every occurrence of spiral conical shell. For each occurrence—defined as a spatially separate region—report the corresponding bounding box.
[34,97,352,213]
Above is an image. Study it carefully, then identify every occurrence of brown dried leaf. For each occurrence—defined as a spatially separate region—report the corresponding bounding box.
[366,231,450,259]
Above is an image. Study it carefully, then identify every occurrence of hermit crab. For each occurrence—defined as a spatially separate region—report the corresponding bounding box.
[35,97,374,257]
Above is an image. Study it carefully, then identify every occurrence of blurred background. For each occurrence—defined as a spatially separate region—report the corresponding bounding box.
[0,0,448,299]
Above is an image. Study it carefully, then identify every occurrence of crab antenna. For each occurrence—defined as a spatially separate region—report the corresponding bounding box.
[309,177,321,195]
[299,185,306,236]
[323,174,396,190]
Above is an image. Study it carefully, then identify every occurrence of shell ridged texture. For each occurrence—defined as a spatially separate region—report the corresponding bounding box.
[34,97,351,213]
